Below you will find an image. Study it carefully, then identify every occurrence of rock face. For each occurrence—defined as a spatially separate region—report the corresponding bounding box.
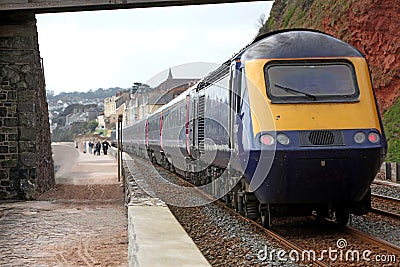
[348,0,399,113]
[0,13,55,199]
[261,0,400,114]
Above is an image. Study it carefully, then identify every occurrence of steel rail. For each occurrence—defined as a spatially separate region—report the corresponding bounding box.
[137,156,331,267]
[217,204,331,267]
[130,155,400,266]
[371,193,400,219]
[149,163,331,267]
[344,226,400,255]
[370,207,400,220]
[371,193,400,203]
[373,179,400,188]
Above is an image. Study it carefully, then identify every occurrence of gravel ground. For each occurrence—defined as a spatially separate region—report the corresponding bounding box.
[170,177,400,266]
[272,182,400,266]
[349,180,400,248]
[273,218,399,267]
[351,214,400,246]
[371,181,400,199]
[125,155,400,266]
[169,204,307,267]
[371,195,400,215]
[126,155,306,266]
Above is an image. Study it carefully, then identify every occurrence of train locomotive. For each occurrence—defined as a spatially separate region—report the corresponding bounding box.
[121,29,387,227]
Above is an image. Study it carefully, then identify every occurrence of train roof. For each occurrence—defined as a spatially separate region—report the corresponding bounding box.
[147,87,190,119]
[241,29,364,60]
[195,29,364,90]
[132,29,364,124]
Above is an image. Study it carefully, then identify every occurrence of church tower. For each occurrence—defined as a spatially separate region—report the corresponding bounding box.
[167,68,173,80]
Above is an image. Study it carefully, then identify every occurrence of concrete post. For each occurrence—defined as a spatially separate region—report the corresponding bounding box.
[385,162,392,180]
[117,115,123,183]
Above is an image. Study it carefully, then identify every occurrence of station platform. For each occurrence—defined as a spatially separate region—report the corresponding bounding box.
[53,143,210,266]
[52,142,118,185]
[119,151,210,267]
[128,205,210,267]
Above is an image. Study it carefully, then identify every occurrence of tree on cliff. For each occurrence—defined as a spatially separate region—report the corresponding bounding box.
[52,121,98,142]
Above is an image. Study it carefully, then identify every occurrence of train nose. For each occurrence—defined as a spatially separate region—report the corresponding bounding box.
[254,147,382,204]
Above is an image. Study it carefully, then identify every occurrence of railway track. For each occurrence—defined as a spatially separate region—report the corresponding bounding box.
[215,199,331,266]
[371,193,400,219]
[125,155,330,266]
[270,218,400,266]
[216,197,400,266]
[125,155,400,266]
[344,226,400,256]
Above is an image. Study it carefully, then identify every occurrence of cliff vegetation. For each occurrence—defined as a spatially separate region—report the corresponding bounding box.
[260,0,399,161]
[260,0,399,114]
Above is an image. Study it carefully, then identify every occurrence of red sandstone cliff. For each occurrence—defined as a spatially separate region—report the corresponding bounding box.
[261,0,400,114]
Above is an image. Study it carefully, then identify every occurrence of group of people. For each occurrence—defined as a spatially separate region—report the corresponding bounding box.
[87,139,110,156]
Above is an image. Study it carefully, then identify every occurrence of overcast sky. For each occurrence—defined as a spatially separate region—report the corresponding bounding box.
[36,1,273,95]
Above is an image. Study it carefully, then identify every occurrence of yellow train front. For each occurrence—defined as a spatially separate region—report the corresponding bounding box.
[238,29,387,226]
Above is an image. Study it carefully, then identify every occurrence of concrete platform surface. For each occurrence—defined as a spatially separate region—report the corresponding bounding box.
[52,142,118,185]
[129,205,211,267]
[123,153,211,267]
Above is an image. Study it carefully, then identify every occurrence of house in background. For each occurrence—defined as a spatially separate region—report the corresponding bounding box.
[103,91,130,129]
[124,69,198,126]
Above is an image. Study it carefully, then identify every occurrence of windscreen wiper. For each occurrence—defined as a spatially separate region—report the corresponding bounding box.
[275,83,316,100]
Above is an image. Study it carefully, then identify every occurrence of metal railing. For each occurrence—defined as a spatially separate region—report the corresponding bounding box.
[380,162,400,182]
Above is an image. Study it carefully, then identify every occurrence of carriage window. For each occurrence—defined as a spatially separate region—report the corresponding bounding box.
[265,61,359,103]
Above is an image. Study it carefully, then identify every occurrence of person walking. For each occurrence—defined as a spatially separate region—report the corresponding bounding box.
[88,141,94,154]
[102,140,110,155]
[95,141,101,156]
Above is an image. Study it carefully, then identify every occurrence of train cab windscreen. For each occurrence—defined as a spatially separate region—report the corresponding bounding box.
[264,61,359,103]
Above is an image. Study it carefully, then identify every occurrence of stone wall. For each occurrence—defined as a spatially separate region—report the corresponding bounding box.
[0,12,54,199]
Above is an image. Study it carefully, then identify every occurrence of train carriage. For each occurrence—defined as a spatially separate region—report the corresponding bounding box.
[235,29,387,226]
[120,29,386,228]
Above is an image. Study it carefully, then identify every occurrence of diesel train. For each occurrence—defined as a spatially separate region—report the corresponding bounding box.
[120,29,386,227]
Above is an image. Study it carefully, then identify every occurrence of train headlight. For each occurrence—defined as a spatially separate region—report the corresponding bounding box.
[260,134,275,146]
[277,133,290,145]
[353,132,366,144]
[368,132,380,144]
